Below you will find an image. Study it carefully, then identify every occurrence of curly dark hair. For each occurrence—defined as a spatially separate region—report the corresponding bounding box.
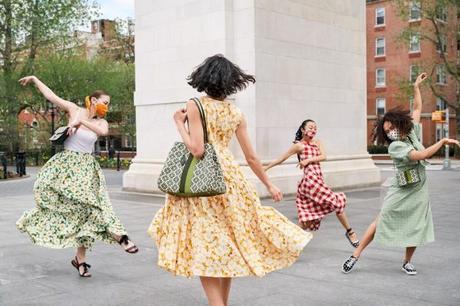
[372,106,413,145]
[187,54,255,99]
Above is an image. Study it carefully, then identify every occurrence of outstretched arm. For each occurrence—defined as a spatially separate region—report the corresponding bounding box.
[18,76,77,113]
[264,143,303,171]
[236,116,282,201]
[412,72,427,124]
[409,138,460,161]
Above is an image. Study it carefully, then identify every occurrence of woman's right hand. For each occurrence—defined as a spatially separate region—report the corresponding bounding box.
[18,76,37,86]
[267,184,283,202]
[173,107,187,124]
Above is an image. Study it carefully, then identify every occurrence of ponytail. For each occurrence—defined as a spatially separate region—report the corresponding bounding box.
[294,119,315,161]
[294,119,315,143]
[85,90,108,109]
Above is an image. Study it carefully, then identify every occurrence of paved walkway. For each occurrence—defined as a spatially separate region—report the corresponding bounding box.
[1,167,459,305]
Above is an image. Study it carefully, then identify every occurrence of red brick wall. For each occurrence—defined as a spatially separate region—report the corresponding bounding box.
[366,0,458,147]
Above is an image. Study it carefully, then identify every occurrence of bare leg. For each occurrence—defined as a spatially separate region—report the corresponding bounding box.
[220,278,232,306]
[111,233,137,252]
[200,277,225,306]
[299,220,312,230]
[75,247,91,276]
[336,211,358,242]
[405,247,417,263]
[352,218,378,258]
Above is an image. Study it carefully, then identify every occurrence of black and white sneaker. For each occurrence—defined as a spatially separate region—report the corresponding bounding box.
[402,262,417,275]
[342,255,358,274]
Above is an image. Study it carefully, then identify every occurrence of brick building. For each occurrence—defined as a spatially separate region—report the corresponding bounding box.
[366,0,458,147]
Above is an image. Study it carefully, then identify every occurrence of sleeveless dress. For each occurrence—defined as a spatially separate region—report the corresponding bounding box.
[374,124,434,247]
[295,141,346,231]
[148,97,312,278]
[17,127,128,249]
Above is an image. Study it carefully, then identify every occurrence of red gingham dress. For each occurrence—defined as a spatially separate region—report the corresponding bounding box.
[296,141,346,231]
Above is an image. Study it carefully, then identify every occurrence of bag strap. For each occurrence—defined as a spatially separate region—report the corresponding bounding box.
[190,97,208,143]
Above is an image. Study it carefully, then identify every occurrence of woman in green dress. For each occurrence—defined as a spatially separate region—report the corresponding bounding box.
[341,73,460,275]
[16,76,138,278]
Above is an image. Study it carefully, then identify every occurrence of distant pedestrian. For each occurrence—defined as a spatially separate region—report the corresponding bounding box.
[16,76,138,278]
[341,73,460,275]
[108,145,116,159]
[265,120,359,248]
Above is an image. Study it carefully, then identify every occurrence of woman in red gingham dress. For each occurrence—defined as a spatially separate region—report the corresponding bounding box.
[265,119,360,248]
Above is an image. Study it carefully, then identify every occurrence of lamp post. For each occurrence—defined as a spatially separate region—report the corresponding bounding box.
[443,107,451,170]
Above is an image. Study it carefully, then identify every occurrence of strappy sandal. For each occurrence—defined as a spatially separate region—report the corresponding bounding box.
[345,228,360,248]
[117,235,139,254]
[71,256,91,277]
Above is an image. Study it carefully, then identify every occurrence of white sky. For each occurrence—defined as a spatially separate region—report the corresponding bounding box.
[80,0,135,31]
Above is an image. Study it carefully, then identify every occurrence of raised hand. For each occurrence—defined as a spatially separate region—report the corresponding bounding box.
[18,76,37,86]
[414,72,427,87]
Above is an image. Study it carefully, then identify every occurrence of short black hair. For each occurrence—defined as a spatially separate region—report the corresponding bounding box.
[187,54,255,99]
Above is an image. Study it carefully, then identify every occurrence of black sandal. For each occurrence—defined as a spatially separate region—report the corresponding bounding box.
[345,228,360,248]
[71,256,91,277]
[117,235,139,254]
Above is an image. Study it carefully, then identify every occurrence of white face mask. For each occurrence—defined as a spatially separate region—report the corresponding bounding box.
[386,129,400,141]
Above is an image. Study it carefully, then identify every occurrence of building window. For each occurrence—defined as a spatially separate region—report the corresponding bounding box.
[410,65,419,83]
[376,68,386,87]
[409,1,421,21]
[409,33,421,52]
[376,98,386,116]
[436,35,447,53]
[436,5,448,22]
[376,8,385,26]
[436,97,447,110]
[375,37,385,56]
[436,64,447,84]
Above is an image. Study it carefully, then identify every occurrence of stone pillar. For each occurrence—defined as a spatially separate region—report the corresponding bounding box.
[123,0,380,195]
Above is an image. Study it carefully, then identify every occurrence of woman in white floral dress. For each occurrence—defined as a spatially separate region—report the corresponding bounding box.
[149,55,312,306]
[16,76,138,278]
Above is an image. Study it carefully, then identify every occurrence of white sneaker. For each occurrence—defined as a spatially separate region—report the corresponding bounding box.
[402,262,417,275]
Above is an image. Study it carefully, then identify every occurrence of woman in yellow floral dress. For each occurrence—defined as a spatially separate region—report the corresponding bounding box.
[148,55,312,306]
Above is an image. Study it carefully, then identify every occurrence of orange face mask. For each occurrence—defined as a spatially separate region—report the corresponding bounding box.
[95,103,108,117]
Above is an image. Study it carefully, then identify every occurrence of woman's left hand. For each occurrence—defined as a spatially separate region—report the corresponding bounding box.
[173,107,187,124]
[297,159,310,169]
[67,118,81,135]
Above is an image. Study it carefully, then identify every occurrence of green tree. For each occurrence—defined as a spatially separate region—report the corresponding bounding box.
[19,53,135,151]
[0,0,98,152]
[393,0,460,155]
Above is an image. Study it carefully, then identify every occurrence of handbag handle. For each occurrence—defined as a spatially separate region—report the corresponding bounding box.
[190,97,208,143]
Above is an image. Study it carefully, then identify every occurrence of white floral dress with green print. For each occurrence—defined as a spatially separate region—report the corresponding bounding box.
[17,150,127,248]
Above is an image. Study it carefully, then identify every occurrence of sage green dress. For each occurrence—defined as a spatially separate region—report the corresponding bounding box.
[375,123,434,247]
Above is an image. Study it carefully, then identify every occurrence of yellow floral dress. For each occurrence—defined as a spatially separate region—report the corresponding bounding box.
[148,96,312,278]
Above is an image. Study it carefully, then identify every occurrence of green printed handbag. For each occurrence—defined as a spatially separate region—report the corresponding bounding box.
[157,98,227,197]
[395,167,421,187]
